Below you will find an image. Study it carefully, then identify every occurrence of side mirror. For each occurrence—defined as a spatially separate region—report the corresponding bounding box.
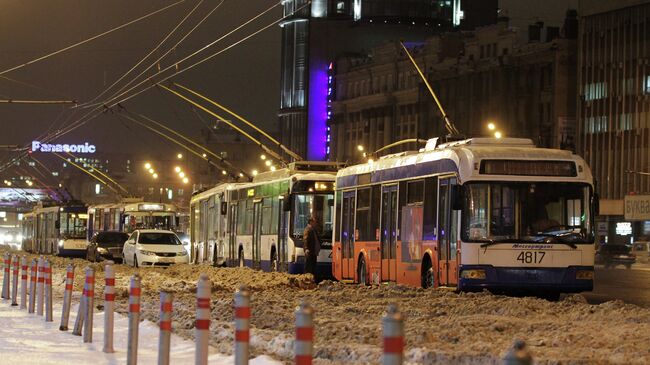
[451,185,463,211]
[221,202,228,215]
[55,220,61,229]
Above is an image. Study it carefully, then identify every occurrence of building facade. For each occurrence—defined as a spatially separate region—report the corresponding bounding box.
[330,15,578,164]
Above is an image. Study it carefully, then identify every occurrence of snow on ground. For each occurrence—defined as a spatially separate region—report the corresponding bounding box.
[3,246,650,364]
[0,299,281,365]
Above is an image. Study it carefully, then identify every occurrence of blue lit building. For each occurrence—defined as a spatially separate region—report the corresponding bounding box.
[278,0,480,162]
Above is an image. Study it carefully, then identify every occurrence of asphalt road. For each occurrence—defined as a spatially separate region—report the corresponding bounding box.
[581,263,650,308]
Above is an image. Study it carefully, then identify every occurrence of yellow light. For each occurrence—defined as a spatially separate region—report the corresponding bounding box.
[179,172,186,178]
[270,166,276,171]
[6,181,12,186]
[357,145,364,151]
[26,180,33,186]
[177,153,183,159]
[222,170,227,175]
[494,131,503,139]
[260,154,266,160]
[252,170,258,176]
[265,160,272,166]
[153,173,158,179]
[149,168,155,174]
[182,177,189,184]
[174,166,181,173]
[247,189,255,197]
[202,153,207,158]
[487,123,496,131]
[367,158,374,164]
[144,162,151,170]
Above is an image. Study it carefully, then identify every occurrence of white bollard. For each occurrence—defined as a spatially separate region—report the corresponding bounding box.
[60,264,74,331]
[127,274,142,365]
[44,260,53,322]
[28,259,37,313]
[11,254,19,306]
[72,267,88,336]
[195,274,211,365]
[295,301,314,365]
[234,285,250,365]
[103,261,115,353]
[36,256,44,315]
[382,304,404,365]
[2,253,11,299]
[83,267,95,343]
[158,291,173,365]
[20,256,27,309]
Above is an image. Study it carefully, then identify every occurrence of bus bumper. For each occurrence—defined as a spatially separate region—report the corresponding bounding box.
[457,265,594,293]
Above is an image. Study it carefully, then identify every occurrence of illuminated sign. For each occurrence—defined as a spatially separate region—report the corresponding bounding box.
[247,189,255,197]
[31,141,96,154]
[326,62,336,160]
[616,222,632,236]
[625,195,650,220]
[480,160,577,177]
[138,204,164,211]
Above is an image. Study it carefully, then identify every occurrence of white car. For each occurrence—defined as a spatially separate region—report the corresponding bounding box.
[122,230,189,267]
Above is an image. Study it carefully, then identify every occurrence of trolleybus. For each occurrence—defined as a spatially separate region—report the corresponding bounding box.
[333,137,596,295]
[87,200,179,239]
[190,162,337,275]
[21,202,89,256]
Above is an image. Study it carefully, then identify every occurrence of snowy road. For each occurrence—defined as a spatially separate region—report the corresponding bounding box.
[583,264,650,308]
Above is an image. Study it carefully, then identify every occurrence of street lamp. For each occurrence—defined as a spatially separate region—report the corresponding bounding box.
[252,169,258,176]
[494,131,503,139]
[182,177,189,184]
[177,153,183,159]
[202,153,207,158]
[174,166,181,173]
[148,168,155,174]
[487,122,496,131]
[265,160,272,167]
[152,173,158,179]
[179,172,186,178]
[144,162,151,170]
[357,145,364,152]
[260,154,266,160]
[222,170,227,175]
[270,166,276,172]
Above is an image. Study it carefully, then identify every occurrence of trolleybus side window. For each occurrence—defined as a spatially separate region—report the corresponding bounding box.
[423,177,438,241]
[355,188,371,241]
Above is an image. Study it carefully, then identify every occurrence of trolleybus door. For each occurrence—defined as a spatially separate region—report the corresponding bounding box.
[278,196,289,272]
[381,185,398,282]
[252,200,263,270]
[341,191,356,280]
[228,204,238,267]
[438,177,459,286]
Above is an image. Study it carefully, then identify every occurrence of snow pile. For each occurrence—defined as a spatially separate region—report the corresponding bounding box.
[3,246,650,364]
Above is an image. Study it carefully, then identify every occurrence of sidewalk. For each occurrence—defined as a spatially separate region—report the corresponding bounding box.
[0,298,281,364]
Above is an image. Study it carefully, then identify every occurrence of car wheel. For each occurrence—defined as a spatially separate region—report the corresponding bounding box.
[134,255,139,268]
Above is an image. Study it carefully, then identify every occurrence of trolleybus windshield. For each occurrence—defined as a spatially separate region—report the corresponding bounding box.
[462,182,593,244]
[59,212,88,239]
[292,193,334,243]
[124,214,176,232]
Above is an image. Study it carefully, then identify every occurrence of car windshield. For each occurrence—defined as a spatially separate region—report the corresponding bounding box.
[463,182,593,244]
[138,232,182,245]
[292,193,334,241]
[96,232,129,246]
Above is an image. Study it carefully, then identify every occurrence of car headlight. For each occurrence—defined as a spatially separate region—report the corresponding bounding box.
[58,240,64,248]
[97,247,108,254]
[460,269,487,279]
[576,270,594,280]
[139,250,156,256]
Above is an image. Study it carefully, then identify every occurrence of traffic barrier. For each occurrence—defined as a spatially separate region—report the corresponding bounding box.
[195,274,211,365]
[158,291,173,365]
[83,266,95,343]
[59,264,74,331]
[2,252,11,299]
[127,274,142,365]
[103,261,115,353]
[44,260,53,322]
[382,304,404,365]
[28,258,36,313]
[72,267,88,336]
[19,256,27,309]
[503,340,533,365]
[11,254,19,306]
[36,256,44,315]
[295,301,314,365]
[234,285,250,365]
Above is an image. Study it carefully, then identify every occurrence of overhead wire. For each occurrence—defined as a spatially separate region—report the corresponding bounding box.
[52,152,121,195]
[0,0,186,76]
[64,151,130,195]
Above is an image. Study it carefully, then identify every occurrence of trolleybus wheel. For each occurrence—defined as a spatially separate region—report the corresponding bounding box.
[421,258,435,289]
[238,249,244,267]
[357,256,368,286]
[270,249,278,272]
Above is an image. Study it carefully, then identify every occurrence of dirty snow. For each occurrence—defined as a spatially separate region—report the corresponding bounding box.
[2,246,650,364]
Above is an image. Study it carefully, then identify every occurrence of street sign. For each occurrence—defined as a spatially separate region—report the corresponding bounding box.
[624,195,650,220]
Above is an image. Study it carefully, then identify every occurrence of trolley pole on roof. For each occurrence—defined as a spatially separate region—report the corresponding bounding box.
[399,41,461,137]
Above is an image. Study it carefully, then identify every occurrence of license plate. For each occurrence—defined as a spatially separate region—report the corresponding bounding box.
[158,257,174,263]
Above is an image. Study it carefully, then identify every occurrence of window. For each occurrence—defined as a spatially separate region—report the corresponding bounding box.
[355,188,371,241]
[423,177,438,240]
[407,180,424,204]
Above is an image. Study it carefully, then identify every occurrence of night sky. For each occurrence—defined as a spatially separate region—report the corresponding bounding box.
[0,0,281,163]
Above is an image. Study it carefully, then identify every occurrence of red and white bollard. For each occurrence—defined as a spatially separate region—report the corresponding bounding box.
[2,253,11,299]
[83,266,95,342]
[19,255,27,309]
[382,304,404,365]
[234,285,250,365]
[11,254,19,306]
[195,274,211,365]
[60,264,74,331]
[28,258,37,313]
[44,260,53,322]
[127,274,142,365]
[72,267,88,336]
[158,291,173,365]
[103,261,115,353]
[295,302,314,365]
[36,256,44,315]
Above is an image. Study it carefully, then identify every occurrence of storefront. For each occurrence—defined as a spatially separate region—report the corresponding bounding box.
[597,196,650,246]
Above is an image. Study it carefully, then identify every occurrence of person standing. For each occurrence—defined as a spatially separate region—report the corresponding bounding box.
[303,217,321,280]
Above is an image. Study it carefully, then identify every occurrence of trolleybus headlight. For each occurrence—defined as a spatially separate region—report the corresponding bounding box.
[460,269,486,279]
[58,240,64,248]
[576,270,594,280]
[97,247,108,254]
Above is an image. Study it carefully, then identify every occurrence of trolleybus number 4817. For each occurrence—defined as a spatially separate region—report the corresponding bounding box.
[517,251,546,264]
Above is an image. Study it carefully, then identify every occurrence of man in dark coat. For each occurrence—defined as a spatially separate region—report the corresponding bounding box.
[303,217,321,279]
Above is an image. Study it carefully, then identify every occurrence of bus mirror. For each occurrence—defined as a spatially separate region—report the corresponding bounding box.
[283,196,292,212]
[221,202,228,215]
[451,185,463,211]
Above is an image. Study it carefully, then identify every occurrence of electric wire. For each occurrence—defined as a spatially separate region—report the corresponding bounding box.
[0,0,186,76]
[64,151,130,195]
[52,152,120,195]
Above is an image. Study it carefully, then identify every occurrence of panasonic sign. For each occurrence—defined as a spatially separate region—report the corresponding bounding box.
[31,141,96,154]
